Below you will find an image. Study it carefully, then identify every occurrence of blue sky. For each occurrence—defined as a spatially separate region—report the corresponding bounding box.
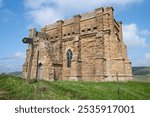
[0,0,150,73]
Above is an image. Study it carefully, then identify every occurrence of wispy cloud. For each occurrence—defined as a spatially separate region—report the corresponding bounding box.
[14,51,25,58]
[0,51,25,60]
[141,29,150,36]
[135,53,150,66]
[145,53,150,60]
[24,0,143,26]
[122,23,150,66]
[123,23,149,48]
[0,51,25,73]
[27,7,63,27]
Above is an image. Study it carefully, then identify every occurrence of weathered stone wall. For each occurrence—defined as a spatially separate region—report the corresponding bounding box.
[22,7,133,81]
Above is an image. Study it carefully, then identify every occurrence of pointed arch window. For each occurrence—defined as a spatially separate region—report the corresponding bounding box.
[67,49,73,68]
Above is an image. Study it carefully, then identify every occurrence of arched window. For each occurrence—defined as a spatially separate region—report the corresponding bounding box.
[67,49,73,68]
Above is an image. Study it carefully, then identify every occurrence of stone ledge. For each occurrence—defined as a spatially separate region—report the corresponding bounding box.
[80,32,97,38]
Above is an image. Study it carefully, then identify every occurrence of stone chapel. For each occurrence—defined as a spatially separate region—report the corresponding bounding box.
[22,7,133,81]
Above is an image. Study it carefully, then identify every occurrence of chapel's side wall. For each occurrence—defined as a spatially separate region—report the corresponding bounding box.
[80,9,106,81]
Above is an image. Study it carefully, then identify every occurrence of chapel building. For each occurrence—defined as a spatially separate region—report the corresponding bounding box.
[22,7,133,81]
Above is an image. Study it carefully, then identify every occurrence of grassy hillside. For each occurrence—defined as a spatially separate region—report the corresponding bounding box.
[0,75,150,100]
[133,67,150,75]
[132,67,150,82]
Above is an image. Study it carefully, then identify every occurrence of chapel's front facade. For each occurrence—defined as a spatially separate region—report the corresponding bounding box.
[22,7,133,81]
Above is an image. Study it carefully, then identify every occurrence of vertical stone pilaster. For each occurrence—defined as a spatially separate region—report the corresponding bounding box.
[103,30,112,80]
[70,36,82,80]
[95,7,104,32]
[95,32,105,80]
[56,20,64,63]
[73,15,81,34]
[103,8,115,80]
[69,15,82,80]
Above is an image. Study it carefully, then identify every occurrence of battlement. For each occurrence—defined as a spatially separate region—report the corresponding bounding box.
[40,6,120,42]
[42,7,115,30]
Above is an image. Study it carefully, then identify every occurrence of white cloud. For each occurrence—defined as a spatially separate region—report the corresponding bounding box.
[141,29,150,36]
[145,53,150,60]
[14,51,25,58]
[137,53,150,66]
[122,24,150,66]
[27,7,63,26]
[24,0,143,26]
[135,59,150,67]
[130,53,150,66]
[123,23,148,47]
[24,0,50,9]
[24,0,143,9]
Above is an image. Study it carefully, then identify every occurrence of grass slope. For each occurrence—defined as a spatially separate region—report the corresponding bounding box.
[132,67,150,82]
[0,75,150,100]
[132,67,150,75]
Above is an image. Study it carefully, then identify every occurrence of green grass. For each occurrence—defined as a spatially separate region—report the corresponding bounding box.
[0,75,150,100]
[134,74,150,82]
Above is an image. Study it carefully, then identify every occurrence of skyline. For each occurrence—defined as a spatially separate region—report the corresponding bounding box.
[0,0,150,73]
